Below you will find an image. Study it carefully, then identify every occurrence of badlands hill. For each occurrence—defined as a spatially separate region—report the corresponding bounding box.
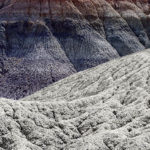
[0,0,150,99]
[0,49,150,149]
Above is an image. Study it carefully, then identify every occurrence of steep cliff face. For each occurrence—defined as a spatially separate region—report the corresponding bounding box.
[0,0,150,99]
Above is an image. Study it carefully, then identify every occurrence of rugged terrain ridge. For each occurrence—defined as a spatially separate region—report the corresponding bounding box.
[1,49,150,149]
[0,0,150,99]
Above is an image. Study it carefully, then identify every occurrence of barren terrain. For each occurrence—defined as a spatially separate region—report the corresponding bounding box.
[1,49,150,149]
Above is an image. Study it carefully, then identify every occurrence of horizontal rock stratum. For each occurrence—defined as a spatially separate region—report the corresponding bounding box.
[0,0,150,99]
[1,49,150,149]
[0,0,150,19]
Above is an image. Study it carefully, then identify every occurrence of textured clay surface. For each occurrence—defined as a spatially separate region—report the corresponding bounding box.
[1,49,150,149]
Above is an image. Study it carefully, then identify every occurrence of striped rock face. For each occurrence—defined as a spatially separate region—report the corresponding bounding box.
[0,0,150,18]
[0,0,149,19]
[0,0,150,99]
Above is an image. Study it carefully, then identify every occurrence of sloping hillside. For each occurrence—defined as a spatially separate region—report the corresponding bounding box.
[1,49,150,149]
[0,0,150,99]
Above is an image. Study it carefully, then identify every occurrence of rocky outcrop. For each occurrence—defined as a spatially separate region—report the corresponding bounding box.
[0,0,150,99]
[1,49,150,149]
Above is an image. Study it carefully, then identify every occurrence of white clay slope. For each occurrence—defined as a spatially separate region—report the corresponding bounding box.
[1,49,150,149]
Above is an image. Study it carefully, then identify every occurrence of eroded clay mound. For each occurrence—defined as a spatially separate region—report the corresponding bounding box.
[1,49,150,149]
[0,0,150,99]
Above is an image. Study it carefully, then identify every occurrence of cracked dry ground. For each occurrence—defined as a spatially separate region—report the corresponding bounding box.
[1,50,150,150]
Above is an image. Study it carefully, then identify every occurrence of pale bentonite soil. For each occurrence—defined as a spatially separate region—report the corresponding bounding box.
[1,49,150,149]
